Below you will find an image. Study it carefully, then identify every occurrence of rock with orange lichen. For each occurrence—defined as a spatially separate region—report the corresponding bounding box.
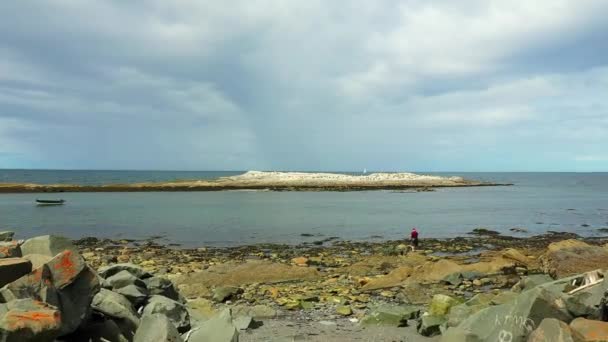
[0,250,100,336]
[45,250,100,335]
[0,264,60,306]
[0,241,22,258]
[0,298,61,341]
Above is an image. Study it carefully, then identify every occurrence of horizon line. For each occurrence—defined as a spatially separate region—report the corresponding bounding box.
[0,168,606,173]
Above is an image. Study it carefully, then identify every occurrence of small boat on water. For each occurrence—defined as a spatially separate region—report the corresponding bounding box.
[35,199,65,206]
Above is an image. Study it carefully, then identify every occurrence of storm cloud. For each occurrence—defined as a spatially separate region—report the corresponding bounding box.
[1,1,607,171]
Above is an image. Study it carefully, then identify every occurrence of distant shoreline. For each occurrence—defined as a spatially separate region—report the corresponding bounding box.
[0,170,512,193]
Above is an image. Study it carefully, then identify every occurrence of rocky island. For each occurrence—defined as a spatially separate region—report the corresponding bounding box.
[0,171,510,193]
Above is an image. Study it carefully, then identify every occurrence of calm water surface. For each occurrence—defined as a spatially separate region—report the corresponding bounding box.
[0,171,607,247]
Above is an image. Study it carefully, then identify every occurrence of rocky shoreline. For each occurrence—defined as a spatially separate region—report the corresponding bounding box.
[3,230,608,341]
[0,171,511,193]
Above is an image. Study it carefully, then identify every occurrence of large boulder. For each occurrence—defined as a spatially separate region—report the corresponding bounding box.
[142,295,190,332]
[527,318,576,342]
[441,286,572,342]
[0,241,22,258]
[91,289,140,338]
[20,235,77,257]
[570,318,608,341]
[360,304,420,327]
[541,240,608,278]
[0,258,32,287]
[533,272,608,318]
[188,308,238,342]
[0,298,62,341]
[133,313,183,342]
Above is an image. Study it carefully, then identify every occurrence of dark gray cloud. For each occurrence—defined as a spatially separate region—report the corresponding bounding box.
[1,1,607,171]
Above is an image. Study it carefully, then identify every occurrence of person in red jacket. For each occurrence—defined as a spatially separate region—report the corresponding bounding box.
[410,227,419,251]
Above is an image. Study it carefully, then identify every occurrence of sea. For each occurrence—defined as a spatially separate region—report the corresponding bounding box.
[0,170,607,247]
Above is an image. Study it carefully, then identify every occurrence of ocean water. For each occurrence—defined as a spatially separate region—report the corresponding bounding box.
[0,171,607,247]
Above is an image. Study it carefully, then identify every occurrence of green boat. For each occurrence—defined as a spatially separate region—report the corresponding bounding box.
[35,199,65,206]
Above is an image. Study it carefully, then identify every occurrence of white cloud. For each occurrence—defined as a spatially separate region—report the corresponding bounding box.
[0,1,607,170]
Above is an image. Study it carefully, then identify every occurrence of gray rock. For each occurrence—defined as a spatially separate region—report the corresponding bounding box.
[144,276,182,302]
[92,288,140,337]
[0,257,32,287]
[98,263,151,280]
[0,231,15,242]
[0,298,61,341]
[115,284,148,306]
[212,286,242,303]
[234,315,253,330]
[134,313,183,342]
[232,304,277,319]
[418,314,447,337]
[461,271,484,280]
[360,304,420,326]
[527,318,575,342]
[441,286,572,342]
[142,295,190,332]
[106,270,146,289]
[0,241,22,258]
[20,235,77,257]
[188,308,238,342]
[442,272,463,286]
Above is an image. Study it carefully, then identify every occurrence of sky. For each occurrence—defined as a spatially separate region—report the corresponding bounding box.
[0,1,607,172]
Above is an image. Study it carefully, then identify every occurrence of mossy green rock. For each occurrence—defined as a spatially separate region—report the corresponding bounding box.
[336,305,352,316]
[429,294,460,316]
